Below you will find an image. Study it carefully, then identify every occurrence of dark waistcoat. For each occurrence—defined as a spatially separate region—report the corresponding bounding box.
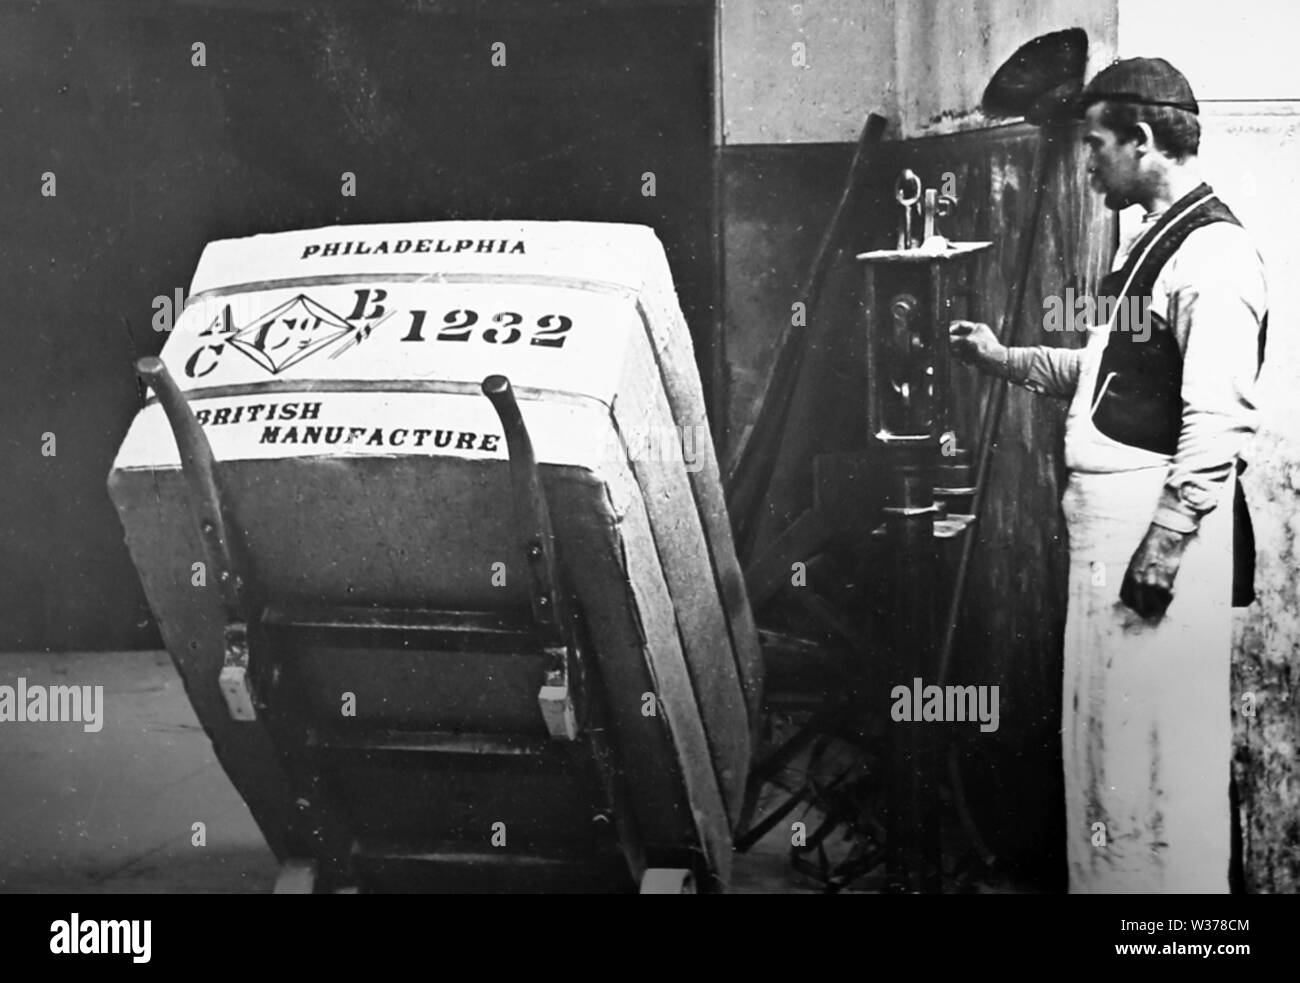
[1089,183,1267,606]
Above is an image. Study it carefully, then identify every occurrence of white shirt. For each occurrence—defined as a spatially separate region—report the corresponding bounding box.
[1005,204,1267,532]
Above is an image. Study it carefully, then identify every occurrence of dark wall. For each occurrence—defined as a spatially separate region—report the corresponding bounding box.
[0,0,716,651]
[718,142,864,462]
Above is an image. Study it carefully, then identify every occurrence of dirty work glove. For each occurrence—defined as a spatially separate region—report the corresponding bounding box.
[1120,524,1192,620]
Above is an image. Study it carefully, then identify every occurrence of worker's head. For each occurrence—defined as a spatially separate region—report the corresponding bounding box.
[1077,57,1201,210]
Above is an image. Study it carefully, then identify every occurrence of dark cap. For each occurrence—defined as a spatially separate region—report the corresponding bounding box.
[1078,57,1199,115]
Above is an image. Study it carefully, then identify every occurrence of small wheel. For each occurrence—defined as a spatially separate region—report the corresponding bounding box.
[640,868,697,894]
[273,858,317,894]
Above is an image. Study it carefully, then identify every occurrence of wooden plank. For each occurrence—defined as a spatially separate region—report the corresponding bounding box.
[614,318,752,830]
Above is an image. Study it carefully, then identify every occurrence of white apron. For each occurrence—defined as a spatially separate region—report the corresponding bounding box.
[1060,328,1234,893]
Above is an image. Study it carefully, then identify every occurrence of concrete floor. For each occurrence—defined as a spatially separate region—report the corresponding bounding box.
[0,651,276,893]
[0,650,1027,894]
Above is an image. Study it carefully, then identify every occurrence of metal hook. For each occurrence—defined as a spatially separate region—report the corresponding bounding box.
[895,169,923,249]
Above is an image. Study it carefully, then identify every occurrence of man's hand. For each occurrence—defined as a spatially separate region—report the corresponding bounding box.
[948,320,1006,377]
[1119,524,1193,620]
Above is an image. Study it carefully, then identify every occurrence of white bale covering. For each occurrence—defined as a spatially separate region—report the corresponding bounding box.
[110,221,762,884]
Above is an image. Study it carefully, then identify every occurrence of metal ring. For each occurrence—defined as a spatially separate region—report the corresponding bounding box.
[894,168,922,207]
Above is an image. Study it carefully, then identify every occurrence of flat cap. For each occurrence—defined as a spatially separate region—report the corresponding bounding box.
[1078,57,1199,115]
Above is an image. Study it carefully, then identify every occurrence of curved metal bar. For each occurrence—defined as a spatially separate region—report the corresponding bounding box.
[135,356,247,620]
[481,374,564,638]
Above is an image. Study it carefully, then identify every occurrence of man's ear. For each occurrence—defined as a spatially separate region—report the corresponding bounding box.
[1132,121,1156,157]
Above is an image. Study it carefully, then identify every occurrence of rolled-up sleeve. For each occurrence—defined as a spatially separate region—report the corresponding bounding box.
[1150,223,1267,533]
[1004,344,1085,399]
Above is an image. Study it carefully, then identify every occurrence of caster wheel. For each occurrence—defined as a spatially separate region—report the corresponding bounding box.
[640,868,697,894]
[273,858,317,894]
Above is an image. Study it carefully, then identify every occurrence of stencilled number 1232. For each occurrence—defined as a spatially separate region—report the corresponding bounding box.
[400,309,573,347]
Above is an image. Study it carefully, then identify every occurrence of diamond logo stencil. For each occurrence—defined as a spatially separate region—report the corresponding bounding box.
[226,294,358,374]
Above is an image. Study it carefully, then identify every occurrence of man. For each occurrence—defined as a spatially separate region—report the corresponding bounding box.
[949,57,1268,892]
